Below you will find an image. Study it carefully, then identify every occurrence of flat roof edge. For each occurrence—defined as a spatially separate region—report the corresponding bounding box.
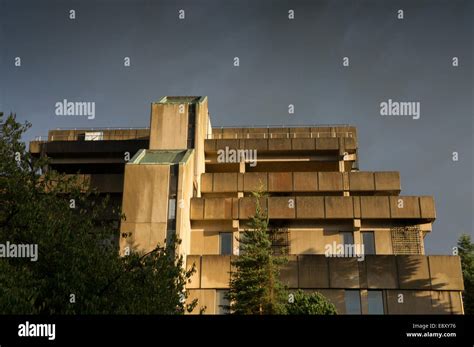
[155,96,206,104]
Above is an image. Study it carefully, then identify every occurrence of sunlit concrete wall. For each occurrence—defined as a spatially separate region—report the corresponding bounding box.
[120,164,170,254]
[186,254,464,315]
[177,153,194,257]
[194,97,210,197]
[149,102,189,150]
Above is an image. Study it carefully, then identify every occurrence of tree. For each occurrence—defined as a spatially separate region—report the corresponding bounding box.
[226,189,287,314]
[286,290,337,315]
[457,234,474,314]
[0,113,198,314]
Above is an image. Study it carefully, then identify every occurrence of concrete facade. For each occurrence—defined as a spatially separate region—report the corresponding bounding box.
[30,96,464,315]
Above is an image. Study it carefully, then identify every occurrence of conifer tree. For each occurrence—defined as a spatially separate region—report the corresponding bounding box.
[226,189,287,314]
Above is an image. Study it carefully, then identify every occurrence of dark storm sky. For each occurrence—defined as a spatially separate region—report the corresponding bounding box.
[1,0,472,254]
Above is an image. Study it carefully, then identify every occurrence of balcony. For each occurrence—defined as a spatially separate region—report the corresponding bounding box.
[190,195,436,221]
[186,254,463,314]
[205,137,357,154]
[200,171,401,195]
[186,254,463,291]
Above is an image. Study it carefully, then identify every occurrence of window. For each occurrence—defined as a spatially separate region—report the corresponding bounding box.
[187,104,196,148]
[344,290,361,314]
[216,290,229,314]
[84,131,103,141]
[219,232,233,255]
[341,232,354,246]
[166,165,178,245]
[169,172,178,195]
[368,290,384,314]
[168,198,176,219]
[362,231,376,255]
[340,232,354,256]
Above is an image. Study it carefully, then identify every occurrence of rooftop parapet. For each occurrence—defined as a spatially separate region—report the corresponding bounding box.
[41,128,150,142]
[209,125,357,140]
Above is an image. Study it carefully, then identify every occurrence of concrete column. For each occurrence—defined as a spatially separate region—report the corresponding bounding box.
[338,160,345,173]
[232,221,240,256]
[343,172,350,196]
[353,219,361,231]
[360,289,369,314]
[354,229,362,259]
[239,160,245,173]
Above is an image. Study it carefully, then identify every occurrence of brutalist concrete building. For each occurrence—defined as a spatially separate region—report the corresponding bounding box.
[30,96,464,314]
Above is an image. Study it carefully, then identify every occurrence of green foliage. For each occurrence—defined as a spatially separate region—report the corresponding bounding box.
[226,188,287,314]
[285,290,337,315]
[95,235,197,314]
[0,113,197,314]
[458,234,474,314]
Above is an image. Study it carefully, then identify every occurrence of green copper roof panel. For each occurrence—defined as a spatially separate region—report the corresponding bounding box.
[131,149,193,165]
[156,96,206,104]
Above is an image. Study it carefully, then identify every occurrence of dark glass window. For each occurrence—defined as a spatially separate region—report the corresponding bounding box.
[340,232,354,256]
[168,198,176,219]
[219,232,233,255]
[362,231,376,255]
[187,104,196,148]
[345,290,361,314]
[166,165,179,247]
[216,290,229,314]
[341,232,354,246]
[368,290,384,314]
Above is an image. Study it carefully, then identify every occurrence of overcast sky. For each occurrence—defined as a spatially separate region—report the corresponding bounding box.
[1,0,472,254]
